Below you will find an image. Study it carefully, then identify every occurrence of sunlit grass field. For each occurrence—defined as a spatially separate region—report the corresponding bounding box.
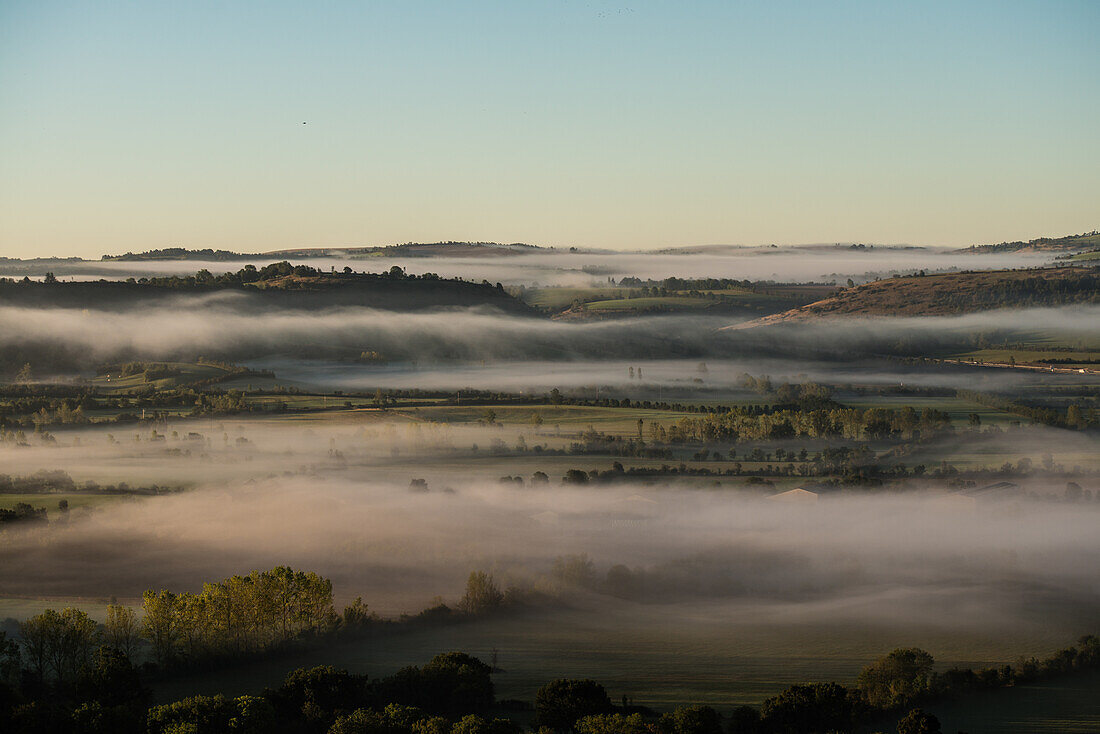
[837,395,1022,426]
[397,404,697,436]
[522,287,638,310]
[89,361,232,393]
[583,296,710,311]
[952,348,1099,368]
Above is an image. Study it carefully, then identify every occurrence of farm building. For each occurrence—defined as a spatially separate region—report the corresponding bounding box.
[943,481,1022,511]
[768,485,840,503]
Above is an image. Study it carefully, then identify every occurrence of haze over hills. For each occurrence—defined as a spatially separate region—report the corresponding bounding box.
[100,242,546,261]
[0,230,1084,264]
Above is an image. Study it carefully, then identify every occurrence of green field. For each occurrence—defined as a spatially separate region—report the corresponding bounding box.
[581,291,800,313]
[148,605,1094,712]
[583,296,710,311]
[90,361,235,393]
[395,404,696,436]
[522,287,638,310]
[1066,249,1100,261]
[521,286,813,313]
[838,395,1023,426]
[898,671,1100,734]
[951,348,1100,368]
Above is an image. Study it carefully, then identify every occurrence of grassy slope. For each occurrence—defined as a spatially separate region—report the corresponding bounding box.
[1066,249,1100,262]
[584,296,708,311]
[524,285,835,316]
[90,361,233,393]
[523,287,637,309]
[964,232,1100,253]
[728,267,1099,328]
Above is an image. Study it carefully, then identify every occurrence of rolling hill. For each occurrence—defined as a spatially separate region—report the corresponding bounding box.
[725,266,1099,328]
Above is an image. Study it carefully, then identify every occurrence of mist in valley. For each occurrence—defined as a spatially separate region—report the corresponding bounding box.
[2,418,1097,630]
[1,266,1097,715]
[1,295,1097,379]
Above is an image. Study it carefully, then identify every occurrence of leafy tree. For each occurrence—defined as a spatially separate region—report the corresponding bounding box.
[535,679,612,731]
[0,631,20,685]
[328,707,398,734]
[146,694,274,734]
[141,590,181,665]
[421,652,495,714]
[18,607,99,684]
[759,682,855,734]
[71,699,144,734]
[727,705,761,734]
[450,713,522,734]
[576,712,648,734]
[659,705,722,734]
[268,665,369,729]
[857,648,935,709]
[140,567,336,668]
[104,603,139,658]
[460,572,504,614]
[342,597,376,630]
[72,646,149,733]
[551,554,597,590]
[896,708,941,734]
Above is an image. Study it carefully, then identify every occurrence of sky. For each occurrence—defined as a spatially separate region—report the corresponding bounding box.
[0,0,1098,257]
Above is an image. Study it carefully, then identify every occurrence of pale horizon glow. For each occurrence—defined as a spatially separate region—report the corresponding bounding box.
[1,1,1098,258]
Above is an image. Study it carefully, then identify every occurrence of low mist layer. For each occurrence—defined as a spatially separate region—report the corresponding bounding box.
[1,297,1097,373]
[2,473,1097,633]
[2,247,1055,287]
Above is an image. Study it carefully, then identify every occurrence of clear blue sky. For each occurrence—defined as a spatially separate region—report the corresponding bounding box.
[1,0,1097,256]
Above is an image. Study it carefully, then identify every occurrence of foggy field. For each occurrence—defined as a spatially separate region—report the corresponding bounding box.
[4,3,1099,728]
[150,603,1095,710]
[0,492,131,512]
[397,404,699,435]
[1,252,1098,730]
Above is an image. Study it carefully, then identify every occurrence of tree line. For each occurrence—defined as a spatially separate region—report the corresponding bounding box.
[139,567,335,667]
[4,633,1098,733]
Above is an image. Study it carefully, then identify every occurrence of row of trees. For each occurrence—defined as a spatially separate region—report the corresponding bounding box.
[141,566,335,666]
[957,389,1097,430]
[12,568,335,683]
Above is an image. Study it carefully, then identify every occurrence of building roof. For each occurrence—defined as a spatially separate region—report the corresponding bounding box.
[954,481,1021,498]
[768,486,840,501]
